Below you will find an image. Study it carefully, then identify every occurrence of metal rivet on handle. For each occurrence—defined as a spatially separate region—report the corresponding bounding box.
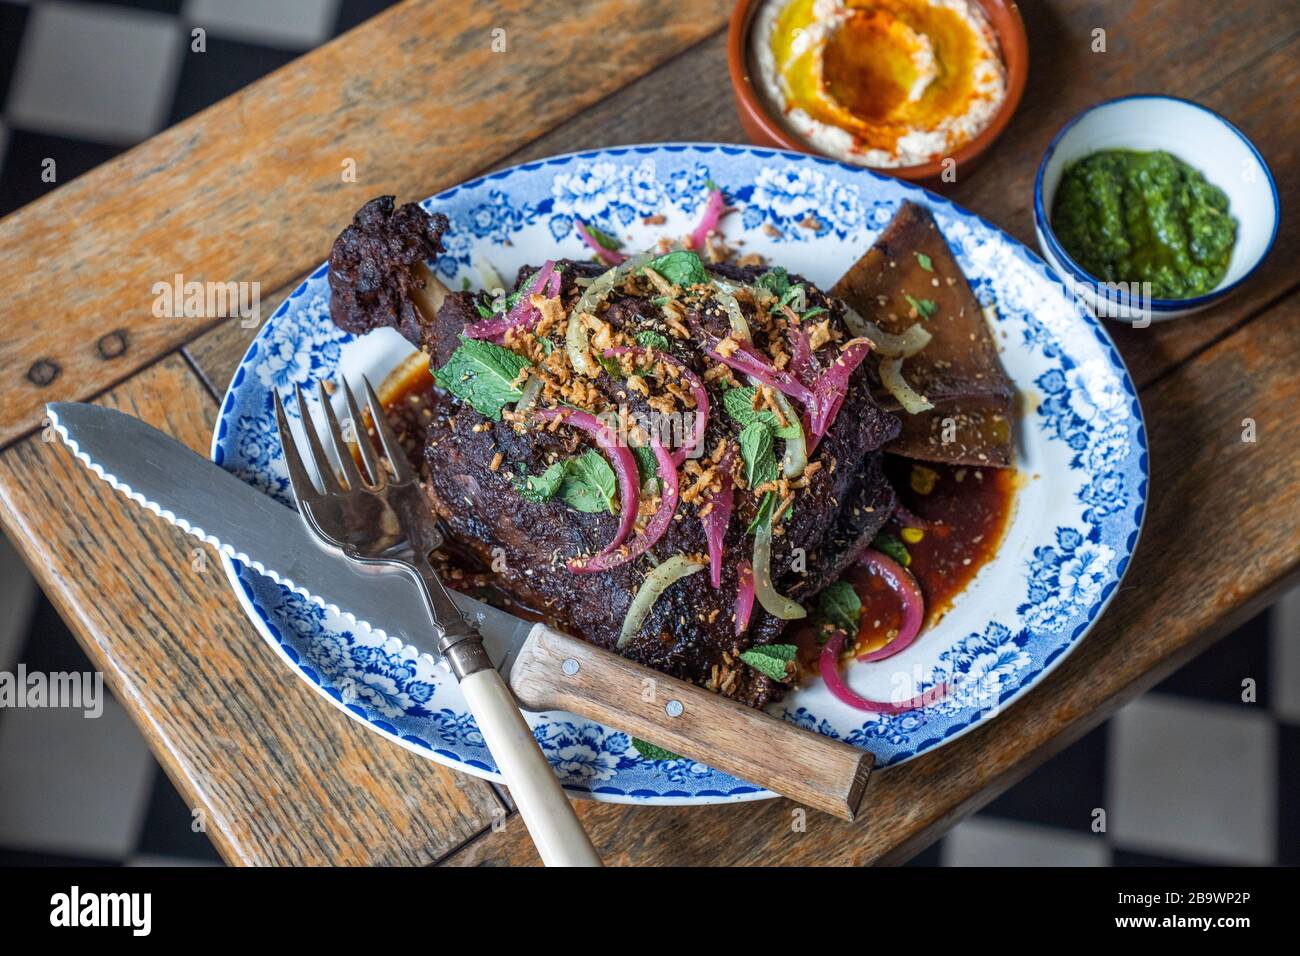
[27,359,60,387]
[561,658,580,676]
[665,699,684,718]
[97,329,129,359]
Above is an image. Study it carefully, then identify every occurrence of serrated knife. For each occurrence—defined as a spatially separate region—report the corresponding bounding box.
[47,401,874,822]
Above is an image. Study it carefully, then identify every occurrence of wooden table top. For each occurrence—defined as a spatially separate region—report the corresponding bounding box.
[0,0,1296,866]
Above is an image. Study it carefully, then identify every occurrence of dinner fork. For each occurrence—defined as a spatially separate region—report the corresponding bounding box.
[275,378,602,867]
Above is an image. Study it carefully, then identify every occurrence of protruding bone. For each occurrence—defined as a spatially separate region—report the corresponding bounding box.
[412,261,451,320]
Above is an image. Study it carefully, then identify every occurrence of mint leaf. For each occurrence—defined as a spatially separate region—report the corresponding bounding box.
[646,250,708,288]
[754,266,791,298]
[817,580,861,635]
[724,387,801,440]
[915,252,934,272]
[632,738,682,761]
[558,449,617,514]
[904,294,938,319]
[800,306,828,321]
[738,420,777,491]
[871,532,911,567]
[777,284,807,311]
[518,451,624,512]
[635,330,672,351]
[432,336,529,421]
[739,644,798,682]
[747,492,776,535]
[517,461,565,503]
[631,444,659,490]
[739,419,779,534]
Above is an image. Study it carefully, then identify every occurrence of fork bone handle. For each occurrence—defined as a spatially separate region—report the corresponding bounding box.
[411,564,601,866]
[509,624,874,822]
[276,379,598,863]
[458,661,602,866]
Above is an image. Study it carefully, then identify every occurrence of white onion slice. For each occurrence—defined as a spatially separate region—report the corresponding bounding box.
[713,288,751,340]
[476,258,505,300]
[566,251,654,376]
[880,357,934,413]
[842,305,932,358]
[752,522,806,620]
[617,554,706,648]
[768,389,807,479]
[513,373,543,415]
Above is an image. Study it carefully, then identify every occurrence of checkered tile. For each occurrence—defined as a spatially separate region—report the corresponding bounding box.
[0,0,401,217]
[915,602,1297,866]
[183,0,340,50]
[0,2,1295,868]
[7,1,184,143]
[1109,695,1276,864]
[0,537,222,866]
[942,817,1110,867]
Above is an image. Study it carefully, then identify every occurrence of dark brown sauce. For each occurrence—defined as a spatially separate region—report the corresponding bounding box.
[890,457,1016,620]
[828,459,1014,669]
[795,457,1016,674]
[371,354,438,477]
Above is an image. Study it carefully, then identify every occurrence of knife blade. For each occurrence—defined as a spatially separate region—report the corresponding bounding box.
[46,402,533,678]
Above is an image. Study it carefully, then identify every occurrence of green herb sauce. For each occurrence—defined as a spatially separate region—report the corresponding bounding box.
[1051,149,1237,299]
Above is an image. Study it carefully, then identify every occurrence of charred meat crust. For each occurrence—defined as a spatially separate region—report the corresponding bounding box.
[328,196,450,345]
[413,262,899,708]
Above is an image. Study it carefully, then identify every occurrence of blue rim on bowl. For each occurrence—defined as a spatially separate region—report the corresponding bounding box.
[1033,93,1279,314]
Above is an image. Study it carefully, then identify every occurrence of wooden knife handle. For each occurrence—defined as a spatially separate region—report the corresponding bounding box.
[508,623,873,821]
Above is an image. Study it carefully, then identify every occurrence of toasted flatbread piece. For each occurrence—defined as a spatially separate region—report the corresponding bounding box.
[833,201,1016,468]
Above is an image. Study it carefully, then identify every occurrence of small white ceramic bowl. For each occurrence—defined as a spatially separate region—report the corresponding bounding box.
[1034,95,1278,322]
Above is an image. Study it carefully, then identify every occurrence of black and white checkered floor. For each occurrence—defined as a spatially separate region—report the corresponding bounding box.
[0,0,1296,867]
[0,0,397,217]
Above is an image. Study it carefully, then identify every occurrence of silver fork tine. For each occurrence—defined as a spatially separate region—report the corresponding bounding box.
[340,378,382,487]
[293,384,343,493]
[361,375,414,483]
[274,391,322,504]
[316,381,364,490]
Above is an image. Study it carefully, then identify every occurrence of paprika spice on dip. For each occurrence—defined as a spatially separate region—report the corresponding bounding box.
[749,0,1009,169]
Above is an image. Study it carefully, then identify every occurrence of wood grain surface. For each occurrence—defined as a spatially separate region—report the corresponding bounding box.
[185,1,1300,400]
[0,355,505,865]
[1,0,1297,867]
[0,0,734,447]
[443,295,1300,866]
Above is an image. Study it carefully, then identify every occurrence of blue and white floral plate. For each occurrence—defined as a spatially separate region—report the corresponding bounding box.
[212,145,1147,805]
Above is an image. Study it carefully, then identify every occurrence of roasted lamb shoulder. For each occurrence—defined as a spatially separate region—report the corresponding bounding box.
[326,198,900,708]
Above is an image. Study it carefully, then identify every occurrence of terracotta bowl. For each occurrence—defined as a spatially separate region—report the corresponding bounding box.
[727,0,1028,183]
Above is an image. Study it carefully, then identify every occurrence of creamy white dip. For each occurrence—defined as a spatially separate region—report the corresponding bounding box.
[751,0,1007,168]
